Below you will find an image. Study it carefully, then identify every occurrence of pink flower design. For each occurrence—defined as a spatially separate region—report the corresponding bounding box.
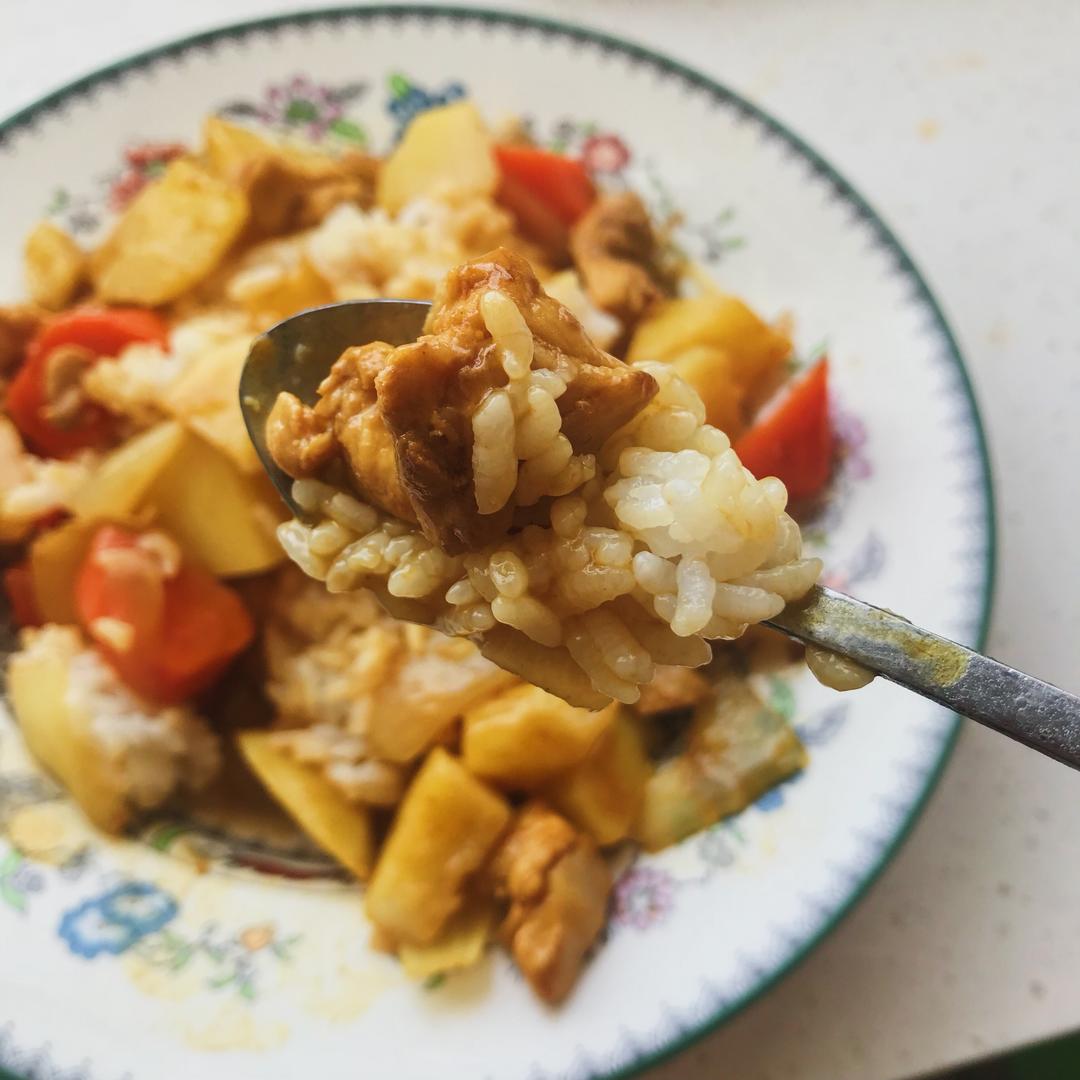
[613,864,675,929]
[831,404,872,481]
[123,142,186,170]
[108,141,186,210]
[260,75,345,140]
[581,133,631,174]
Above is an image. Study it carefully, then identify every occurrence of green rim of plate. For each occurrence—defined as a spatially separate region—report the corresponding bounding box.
[0,7,997,1080]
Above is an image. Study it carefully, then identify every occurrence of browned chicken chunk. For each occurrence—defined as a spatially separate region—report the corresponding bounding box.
[266,341,416,522]
[570,192,670,327]
[268,247,657,553]
[377,247,656,551]
[0,303,44,375]
[491,801,611,1003]
[240,150,379,241]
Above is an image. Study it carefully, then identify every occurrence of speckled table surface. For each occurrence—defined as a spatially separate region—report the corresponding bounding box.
[6,1,1080,1078]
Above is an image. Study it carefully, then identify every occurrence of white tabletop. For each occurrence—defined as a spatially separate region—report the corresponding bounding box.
[6,1,1080,1078]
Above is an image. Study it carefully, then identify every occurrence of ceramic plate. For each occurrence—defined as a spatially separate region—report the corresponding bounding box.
[0,8,994,1080]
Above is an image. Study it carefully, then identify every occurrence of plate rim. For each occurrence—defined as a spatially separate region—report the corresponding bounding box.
[0,6,997,1079]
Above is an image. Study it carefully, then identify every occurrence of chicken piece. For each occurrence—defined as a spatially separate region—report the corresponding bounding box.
[266,341,416,522]
[570,192,670,328]
[241,149,380,240]
[204,118,379,241]
[267,247,657,553]
[634,665,712,717]
[376,247,657,551]
[492,801,611,1003]
[0,303,44,375]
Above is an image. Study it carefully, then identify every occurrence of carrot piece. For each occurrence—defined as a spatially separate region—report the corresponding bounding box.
[74,525,253,704]
[734,358,833,501]
[494,145,596,227]
[6,307,168,458]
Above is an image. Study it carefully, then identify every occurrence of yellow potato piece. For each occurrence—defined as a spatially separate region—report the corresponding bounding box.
[24,221,86,310]
[237,731,374,880]
[28,519,98,625]
[70,420,185,521]
[398,896,495,980]
[8,645,129,833]
[366,748,510,946]
[462,684,615,788]
[145,428,286,576]
[545,711,651,846]
[627,294,791,436]
[165,332,262,473]
[91,159,248,305]
[664,344,744,436]
[202,115,277,179]
[377,101,496,215]
[367,647,516,764]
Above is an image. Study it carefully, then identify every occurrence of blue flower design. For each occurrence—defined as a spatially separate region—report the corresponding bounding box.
[58,882,178,959]
[755,787,786,813]
[386,73,466,138]
[755,772,805,813]
[796,703,850,749]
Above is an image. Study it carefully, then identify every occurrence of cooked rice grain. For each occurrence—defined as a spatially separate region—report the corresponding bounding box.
[279,336,821,704]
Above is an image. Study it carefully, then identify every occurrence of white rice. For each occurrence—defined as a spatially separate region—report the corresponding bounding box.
[13,625,220,811]
[305,196,516,302]
[263,570,509,803]
[805,645,875,691]
[0,417,96,539]
[469,289,596,515]
[278,320,822,704]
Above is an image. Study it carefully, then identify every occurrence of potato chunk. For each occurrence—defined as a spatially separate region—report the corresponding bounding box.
[545,710,651,845]
[69,420,185,522]
[627,294,790,437]
[91,159,248,305]
[377,101,497,214]
[24,221,86,309]
[398,897,495,980]
[164,329,262,473]
[145,429,285,576]
[366,634,516,763]
[366,748,510,945]
[8,626,218,833]
[462,683,615,788]
[8,633,128,832]
[238,731,375,879]
[28,519,96,625]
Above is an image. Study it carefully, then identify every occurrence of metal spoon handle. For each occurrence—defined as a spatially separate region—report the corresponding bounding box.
[767,586,1080,770]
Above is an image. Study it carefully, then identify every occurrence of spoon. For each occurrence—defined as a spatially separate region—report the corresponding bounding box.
[240,300,1080,770]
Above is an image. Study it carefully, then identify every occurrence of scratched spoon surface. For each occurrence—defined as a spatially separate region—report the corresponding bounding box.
[240,300,1080,770]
